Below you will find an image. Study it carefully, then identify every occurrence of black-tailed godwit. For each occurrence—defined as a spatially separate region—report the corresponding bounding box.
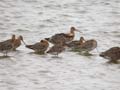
[47,42,66,57]
[26,40,49,54]
[45,27,81,45]
[74,39,97,53]
[66,37,85,48]
[12,35,26,50]
[0,35,15,56]
[100,47,120,64]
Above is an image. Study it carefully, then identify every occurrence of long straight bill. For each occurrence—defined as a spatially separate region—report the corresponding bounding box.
[75,29,82,33]
[22,40,26,45]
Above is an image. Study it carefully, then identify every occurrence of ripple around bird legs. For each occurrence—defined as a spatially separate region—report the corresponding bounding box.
[0,55,10,59]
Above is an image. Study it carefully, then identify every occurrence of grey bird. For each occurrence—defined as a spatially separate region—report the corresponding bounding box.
[66,36,85,48]
[26,40,49,54]
[47,43,66,57]
[45,27,81,45]
[75,39,97,53]
[0,35,15,56]
[100,47,120,64]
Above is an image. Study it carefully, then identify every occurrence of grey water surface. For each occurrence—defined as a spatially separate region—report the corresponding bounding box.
[0,0,120,90]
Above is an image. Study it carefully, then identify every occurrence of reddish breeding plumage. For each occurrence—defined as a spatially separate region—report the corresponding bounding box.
[45,27,81,45]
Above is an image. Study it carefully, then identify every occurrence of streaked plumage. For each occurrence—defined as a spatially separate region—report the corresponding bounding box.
[26,40,49,54]
[100,47,120,63]
[12,35,26,50]
[47,44,65,56]
[0,35,15,56]
[45,27,81,45]
[75,39,97,52]
[66,37,85,48]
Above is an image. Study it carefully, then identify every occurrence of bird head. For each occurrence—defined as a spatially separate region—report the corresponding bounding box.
[80,36,85,42]
[19,35,26,45]
[70,27,82,33]
[11,34,16,42]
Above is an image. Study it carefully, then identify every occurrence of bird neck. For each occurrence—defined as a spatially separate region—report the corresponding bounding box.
[41,41,49,46]
[68,30,75,36]
[80,40,83,43]
[80,39,85,44]
[16,38,22,43]
[11,37,16,42]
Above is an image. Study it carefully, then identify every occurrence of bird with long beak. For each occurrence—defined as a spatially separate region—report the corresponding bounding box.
[100,47,120,64]
[75,39,97,53]
[0,34,15,56]
[46,42,66,57]
[26,40,49,54]
[66,36,85,48]
[45,27,82,45]
[12,35,26,50]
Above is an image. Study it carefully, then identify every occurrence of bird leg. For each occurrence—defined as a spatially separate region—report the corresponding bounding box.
[108,60,119,64]
[3,51,8,57]
[96,47,99,53]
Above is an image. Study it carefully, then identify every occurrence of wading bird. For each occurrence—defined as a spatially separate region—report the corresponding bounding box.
[45,27,81,45]
[100,47,120,64]
[26,40,49,54]
[0,35,15,56]
[12,35,26,50]
[47,43,66,57]
[66,36,85,48]
[74,39,97,53]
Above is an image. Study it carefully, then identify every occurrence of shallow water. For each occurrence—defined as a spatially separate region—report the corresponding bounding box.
[0,0,120,90]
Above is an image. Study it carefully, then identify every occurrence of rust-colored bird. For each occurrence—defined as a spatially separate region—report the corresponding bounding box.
[0,34,15,56]
[26,40,49,54]
[75,39,97,53]
[100,47,120,64]
[45,27,81,45]
[66,36,85,48]
[12,35,26,50]
[47,43,66,56]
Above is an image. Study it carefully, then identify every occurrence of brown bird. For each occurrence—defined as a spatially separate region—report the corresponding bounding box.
[0,34,15,56]
[45,27,81,45]
[26,40,49,54]
[75,39,97,53]
[100,47,120,64]
[66,36,85,48]
[47,43,66,56]
[12,35,26,50]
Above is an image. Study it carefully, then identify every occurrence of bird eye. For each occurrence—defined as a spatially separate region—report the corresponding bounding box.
[41,40,44,42]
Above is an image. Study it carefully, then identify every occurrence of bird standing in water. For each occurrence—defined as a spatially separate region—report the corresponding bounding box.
[45,27,81,45]
[0,35,15,56]
[12,35,26,50]
[66,37,85,48]
[74,39,97,54]
[26,40,49,54]
[47,42,66,57]
[100,47,120,64]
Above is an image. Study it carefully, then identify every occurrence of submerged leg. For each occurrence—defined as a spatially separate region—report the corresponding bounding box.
[96,47,99,53]
[56,53,59,57]
[108,60,118,64]
[3,51,8,57]
[5,51,8,56]
[12,48,16,51]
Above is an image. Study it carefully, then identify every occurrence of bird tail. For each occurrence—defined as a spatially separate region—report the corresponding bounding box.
[46,49,50,53]
[26,45,33,49]
[99,52,104,57]
[45,38,50,41]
